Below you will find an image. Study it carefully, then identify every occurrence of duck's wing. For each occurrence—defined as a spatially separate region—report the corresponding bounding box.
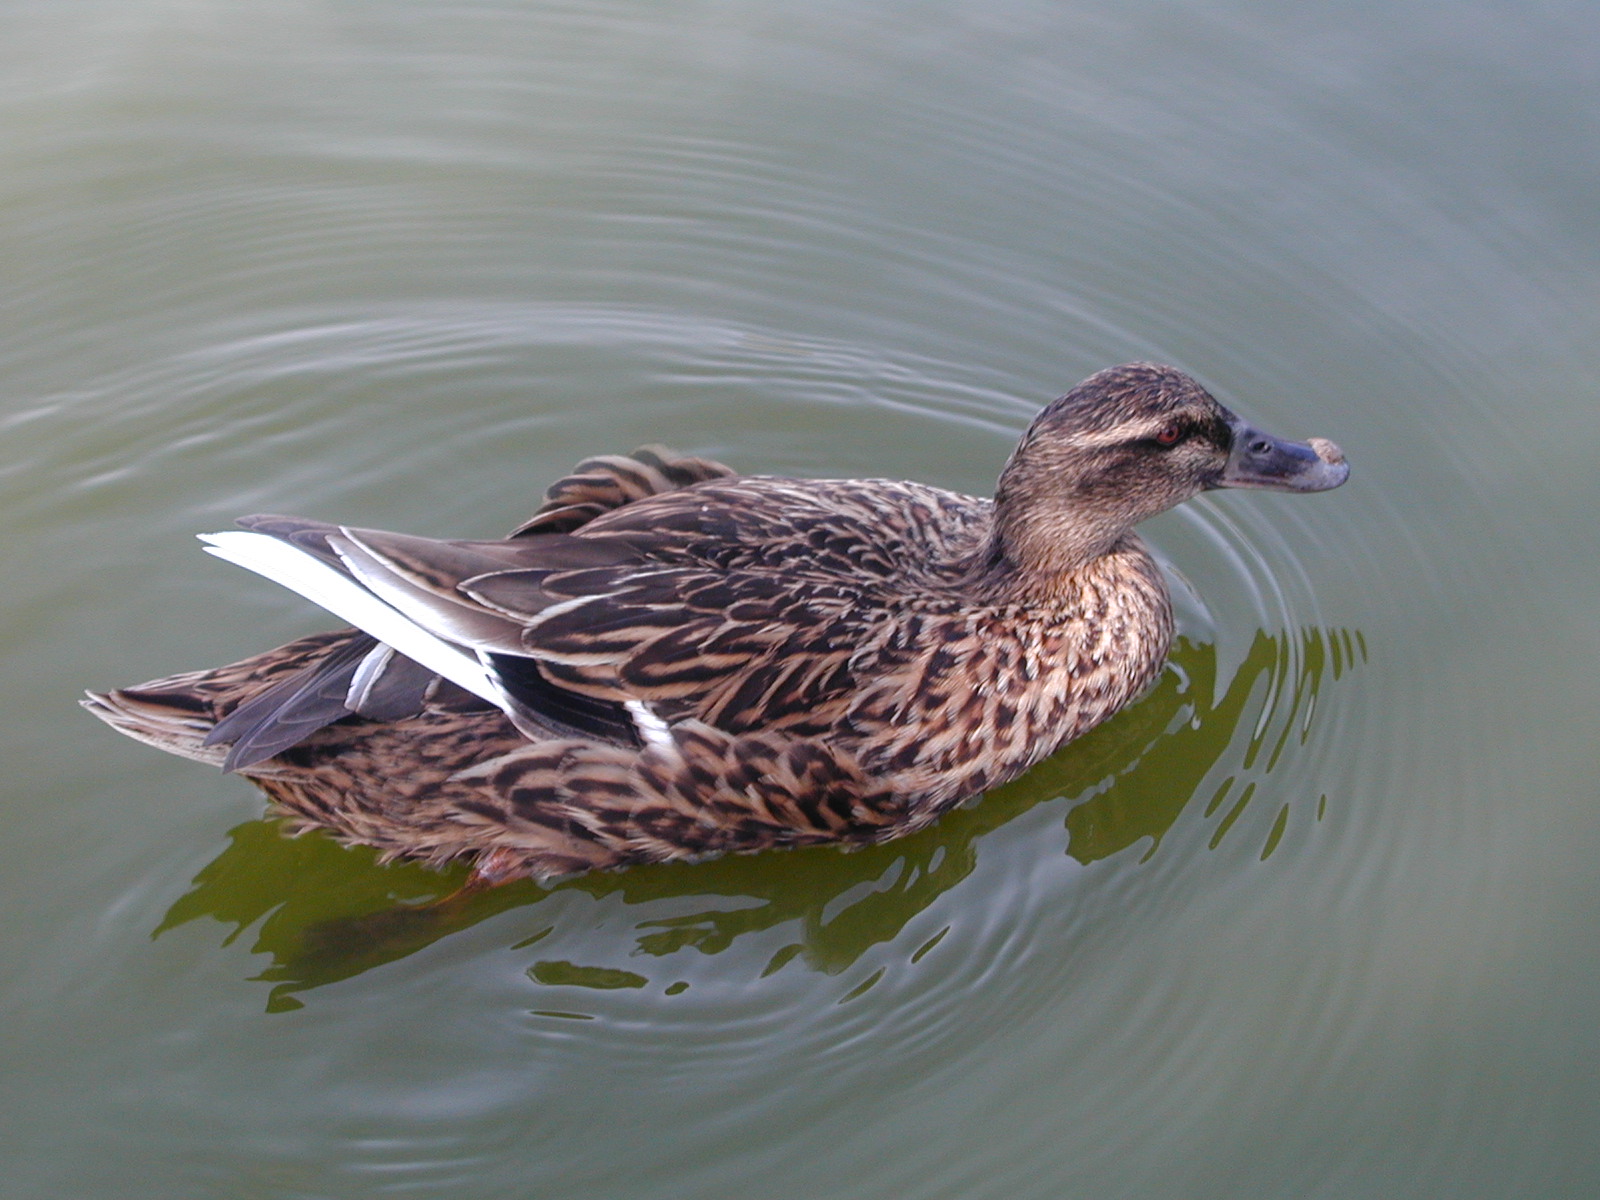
[473,554,874,739]
[203,472,981,767]
[334,519,879,740]
[349,475,997,743]
[202,495,895,762]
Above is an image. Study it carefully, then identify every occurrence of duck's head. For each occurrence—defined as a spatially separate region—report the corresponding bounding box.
[992,363,1348,576]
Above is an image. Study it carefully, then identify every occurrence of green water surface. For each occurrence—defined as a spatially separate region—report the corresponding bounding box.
[3,3,1598,1198]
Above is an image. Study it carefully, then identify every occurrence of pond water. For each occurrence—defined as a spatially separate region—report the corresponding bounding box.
[4,2,1599,1197]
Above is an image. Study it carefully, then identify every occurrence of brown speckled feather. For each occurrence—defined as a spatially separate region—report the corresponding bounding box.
[84,366,1349,882]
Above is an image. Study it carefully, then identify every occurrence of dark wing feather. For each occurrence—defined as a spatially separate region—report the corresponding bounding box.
[235,513,350,571]
[204,633,377,770]
[484,652,640,745]
[345,647,438,720]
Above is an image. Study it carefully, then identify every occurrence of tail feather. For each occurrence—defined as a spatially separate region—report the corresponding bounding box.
[81,684,229,766]
[81,629,376,771]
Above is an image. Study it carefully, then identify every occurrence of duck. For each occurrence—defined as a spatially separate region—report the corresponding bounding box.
[83,363,1348,884]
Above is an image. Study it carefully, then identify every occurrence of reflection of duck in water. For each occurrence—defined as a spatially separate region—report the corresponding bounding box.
[85,364,1347,884]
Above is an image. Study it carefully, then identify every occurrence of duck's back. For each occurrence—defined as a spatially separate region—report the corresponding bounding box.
[572,474,996,587]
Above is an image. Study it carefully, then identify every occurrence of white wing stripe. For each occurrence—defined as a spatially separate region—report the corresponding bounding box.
[198,531,502,707]
[624,700,675,752]
[345,642,397,711]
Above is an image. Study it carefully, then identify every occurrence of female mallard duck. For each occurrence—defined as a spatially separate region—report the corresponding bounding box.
[85,364,1347,883]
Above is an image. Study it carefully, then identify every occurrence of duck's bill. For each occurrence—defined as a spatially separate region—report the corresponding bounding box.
[1213,418,1350,492]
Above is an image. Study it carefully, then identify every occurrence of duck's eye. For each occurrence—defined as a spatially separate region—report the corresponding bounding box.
[1153,423,1185,446]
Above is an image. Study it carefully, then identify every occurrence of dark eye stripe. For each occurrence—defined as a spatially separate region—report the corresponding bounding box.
[1134,421,1189,449]
[1134,415,1231,451]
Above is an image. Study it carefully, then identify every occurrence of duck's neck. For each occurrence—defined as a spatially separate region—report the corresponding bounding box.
[953,438,1158,598]
[960,515,1143,602]
[958,471,1138,598]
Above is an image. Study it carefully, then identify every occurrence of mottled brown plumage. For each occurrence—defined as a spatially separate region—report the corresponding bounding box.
[84,364,1348,882]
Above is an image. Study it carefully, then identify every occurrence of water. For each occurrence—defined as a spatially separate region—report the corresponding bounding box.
[4,2,1599,1197]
